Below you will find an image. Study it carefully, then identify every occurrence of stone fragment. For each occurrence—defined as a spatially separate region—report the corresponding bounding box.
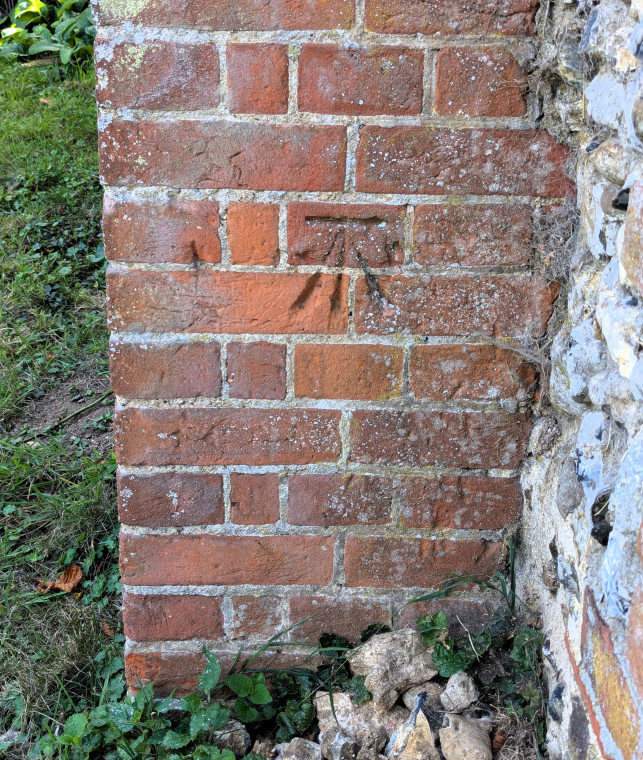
[565,319,608,402]
[213,719,251,757]
[439,714,492,760]
[401,682,443,711]
[440,672,479,713]
[589,138,637,185]
[251,738,276,757]
[347,629,437,711]
[585,74,627,129]
[385,695,440,760]
[276,737,322,759]
[315,691,408,756]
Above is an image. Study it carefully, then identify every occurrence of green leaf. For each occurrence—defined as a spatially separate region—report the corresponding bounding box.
[156,694,176,714]
[106,702,136,733]
[431,641,475,677]
[161,730,192,750]
[234,697,259,724]
[63,713,87,739]
[347,675,370,705]
[189,703,230,738]
[417,611,448,646]
[225,673,253,697]
[199,648,221,696]
[250,682,272,706]
[181,694,202,713]
[59,45,73,63]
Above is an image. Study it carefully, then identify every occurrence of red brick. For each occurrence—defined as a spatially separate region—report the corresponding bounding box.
[100,121,346,191]
[95,39,219,110]
[409,345,537,401]
[230,473,280,524]
[581,589,641,760]
[288,474,392,526]
[350,411,530,469]
[365,0,538,36]
[120,533,335,586]
[231,595,284,640]
[413,204,531,267]
[228,44,288,114]
[398,598,499,639]
[107,270,349,335]
[397,476,522,530]
[227,202,280,266]
[289,596,391,644]
[287,202,406,267]
[435,47,526,118]
[110,339,221,399]
[298,44,423,116]
[103,197,220,265]
[294,344,403,400]
[100,0,354,30]
[227,342,286,400]
[355,274,557,339]
[345,537,502,588]
[626,584,643,701]
[125,652,206,696]
[117,471,224,527]
[115,408,342,466]
[355,127,573,197]
[123,593,224,641]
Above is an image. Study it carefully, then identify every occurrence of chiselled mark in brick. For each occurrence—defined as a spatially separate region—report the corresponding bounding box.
[290,272,322,310]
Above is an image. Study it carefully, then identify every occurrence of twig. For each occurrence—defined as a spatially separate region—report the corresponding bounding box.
[20,389,113,442]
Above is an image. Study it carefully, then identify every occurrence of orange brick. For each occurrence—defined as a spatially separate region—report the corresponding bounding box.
[230,473,280,524]
[227,202,280,266]
[289,596,391,644]
[294,344,403,400]
[228,44,288,114]
[231,595,284,640]
[227,342,286,400]
[123,593,224,641]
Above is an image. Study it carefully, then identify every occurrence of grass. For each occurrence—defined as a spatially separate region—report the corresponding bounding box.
[0,60,121,757]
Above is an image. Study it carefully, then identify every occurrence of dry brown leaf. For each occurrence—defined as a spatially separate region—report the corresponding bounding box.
[39,98,54,105]
[101,621,115,638]
[36,563,83,594]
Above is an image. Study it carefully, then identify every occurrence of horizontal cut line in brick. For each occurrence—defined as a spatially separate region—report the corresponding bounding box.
[119,523,508,540]
[99,108,535,130]
[102,187,562,206]
[119,464,521,478]
[96,26,539,47]
[108,262,533,276]
[114,398,527,413]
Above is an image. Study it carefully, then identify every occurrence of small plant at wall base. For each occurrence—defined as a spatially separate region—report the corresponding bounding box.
[0,0,95,65]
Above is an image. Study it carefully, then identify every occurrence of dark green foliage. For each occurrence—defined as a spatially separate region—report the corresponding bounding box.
[1,0,96,66]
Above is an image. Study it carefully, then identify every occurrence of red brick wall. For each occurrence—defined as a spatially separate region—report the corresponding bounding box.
[96,0,571,692]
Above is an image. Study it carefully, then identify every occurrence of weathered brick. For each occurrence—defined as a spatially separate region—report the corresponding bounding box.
[434,47,526,118]
[227,342,287,400]
[110,339,221,399]
[354,274,557,338]
[364,0,538,36]
[294,344,403,400]
[123,593,224,641]
[622,179,643,296]
[350,411,530,469]
[125,652,206,696]
[626,584,643,701]
[398,598,499,639]
[107,270,349,335]
[355,127,573,197]
[287,202,406,267]
[298,44,423,116]
[345,537,502,588]
[397,476,522,530]
[289,596,391,643]
[103,197,220,264]
[288,474,392,526]
[228,44,288,114]
[231,595,284,640]
[120,533,335,585]
[413,204,531,267]
[95,39,220,110]
[581,589,641,760]
[230,473,280,524]
[117,471,224,527]
[100,121,347,191]
[100,0,354,30]
[409,344,537,401]
[227,202,280,266]
[115,408,342,466]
